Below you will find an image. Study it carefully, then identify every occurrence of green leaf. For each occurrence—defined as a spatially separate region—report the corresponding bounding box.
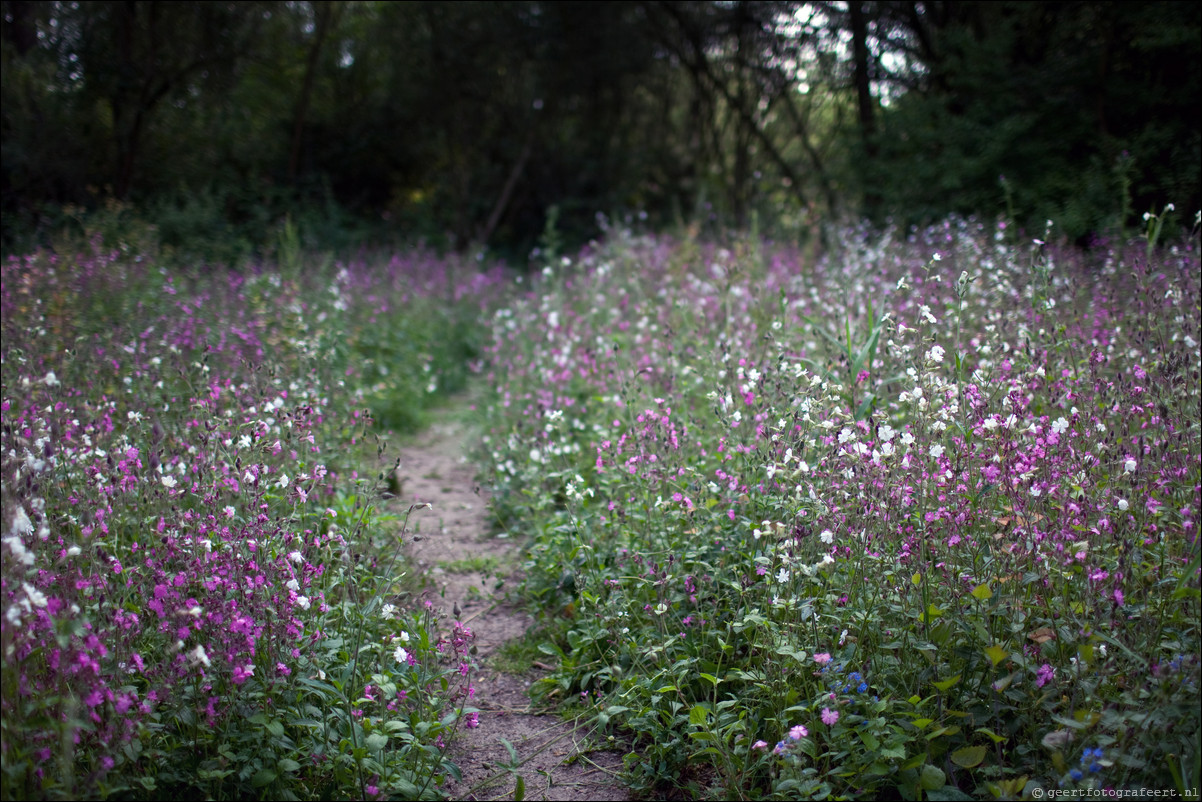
[277,758,301,773]
[266,719,285,738]
[932,674,961,692]
[950,745,988,768]
[366,732,388,752]
[975,728,1007,744]
[699,672,720,687]
[920,764,946,790]
[859,730,880,751]
[970,583,993,601]
[514,775,525,802]
[251,768,277,787]
[689,705,709,727]
[985,644,1009,666]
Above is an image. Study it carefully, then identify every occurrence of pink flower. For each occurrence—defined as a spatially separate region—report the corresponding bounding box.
[813,652,832,666]
[821,708,839,726]
[1036,663,1055,688]
[752,740,769,750]
[789,724,809,740]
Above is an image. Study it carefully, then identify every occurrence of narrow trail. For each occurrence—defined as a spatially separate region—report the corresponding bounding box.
[392,411,630,802]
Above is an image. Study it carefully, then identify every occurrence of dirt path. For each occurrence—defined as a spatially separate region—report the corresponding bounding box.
[393,410,630,802]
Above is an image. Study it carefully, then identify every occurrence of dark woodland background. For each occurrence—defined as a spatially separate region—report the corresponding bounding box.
[3,1,1199,263]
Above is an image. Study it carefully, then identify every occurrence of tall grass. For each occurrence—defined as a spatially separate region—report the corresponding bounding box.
[477,219,1201,799]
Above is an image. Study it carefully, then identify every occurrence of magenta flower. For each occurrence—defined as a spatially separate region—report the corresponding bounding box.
[1036,663,1055,688]
[821,707,839,726]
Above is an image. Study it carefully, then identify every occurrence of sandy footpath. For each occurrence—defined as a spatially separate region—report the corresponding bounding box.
[391,411,630,801]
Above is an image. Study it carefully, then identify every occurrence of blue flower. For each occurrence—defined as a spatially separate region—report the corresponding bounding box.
[1070,768,1084,782]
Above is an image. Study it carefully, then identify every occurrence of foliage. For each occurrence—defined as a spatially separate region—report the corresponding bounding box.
[6,1,1195,259]
[476,221,1202,799]
[0,243,509,799]
[861,1,1202,242]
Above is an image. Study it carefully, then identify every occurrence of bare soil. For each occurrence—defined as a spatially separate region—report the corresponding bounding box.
[392,411,631,802]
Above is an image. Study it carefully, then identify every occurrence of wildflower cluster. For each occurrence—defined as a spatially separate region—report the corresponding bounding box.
[1,245,504,798]
[478,221,1201,798]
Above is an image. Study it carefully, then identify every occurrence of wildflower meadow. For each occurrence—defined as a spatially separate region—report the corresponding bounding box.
[1,241,507,799]
[477,214,1201,799]
[2,210,1200,800]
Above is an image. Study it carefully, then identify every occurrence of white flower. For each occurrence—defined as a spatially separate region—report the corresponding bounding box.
[243,470,256,485]
[189,644,211,667]
[878,424,896,443]
[1117,499,1129,511]
[223,506,236,518]
[296,595,311,610]
[838,427,855,444]
[11,506,33,536]
[288,550,304,564]
[43,371,59,387]
[161,475,177,489]
[286,578,300,592]
[22,582,48,609]
[929,444,945,459]
[1124,459,1137,474]
[277,474,290,489]
[820,529,834,545]
[394,646,410,663]
[399,630,410,642]
[901,431,915,447]
[238,434,252,449]
[530,449,542,463]
[926,345,946,364]
[776,567,791,584]
[1051,417,1069,435]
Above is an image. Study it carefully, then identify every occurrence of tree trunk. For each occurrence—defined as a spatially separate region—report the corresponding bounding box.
[849,1,880,215]
[288,2,340,184]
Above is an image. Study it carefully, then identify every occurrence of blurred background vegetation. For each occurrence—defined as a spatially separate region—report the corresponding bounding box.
[2,1,1199,264]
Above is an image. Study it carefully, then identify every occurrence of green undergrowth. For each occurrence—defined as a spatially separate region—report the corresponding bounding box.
[475,220,1202,800]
